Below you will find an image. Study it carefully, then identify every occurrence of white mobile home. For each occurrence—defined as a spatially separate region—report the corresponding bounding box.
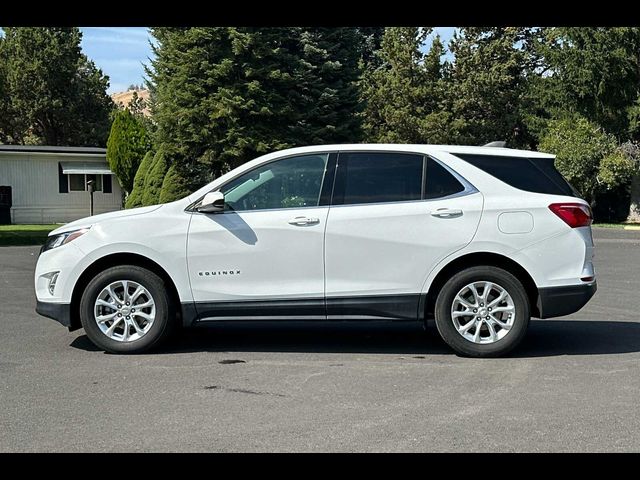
[0,145,123,224]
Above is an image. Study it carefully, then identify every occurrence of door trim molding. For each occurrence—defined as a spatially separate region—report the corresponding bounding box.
[184,293,424,326]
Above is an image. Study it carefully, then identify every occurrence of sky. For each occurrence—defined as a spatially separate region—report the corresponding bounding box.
[80,27,458,94]
[80,27,154,94]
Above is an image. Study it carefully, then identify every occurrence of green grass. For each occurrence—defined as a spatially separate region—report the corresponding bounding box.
[593,222,640,229]
[0,224,61,246]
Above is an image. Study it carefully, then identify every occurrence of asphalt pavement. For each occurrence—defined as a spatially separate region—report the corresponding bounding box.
[1,227,639,452]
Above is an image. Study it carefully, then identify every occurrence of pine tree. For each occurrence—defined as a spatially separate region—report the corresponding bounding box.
[533,28,640,141]
[447,27,530,146]
[356,27,386,68]
[294,28,364,144]
[148,27,369,192]
[361,27,450,144]
[148,27,302,191]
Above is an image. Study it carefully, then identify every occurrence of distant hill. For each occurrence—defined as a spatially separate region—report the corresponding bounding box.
[110,89,151,117]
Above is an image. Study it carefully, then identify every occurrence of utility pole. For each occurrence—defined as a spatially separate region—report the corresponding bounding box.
[87,179,95,216]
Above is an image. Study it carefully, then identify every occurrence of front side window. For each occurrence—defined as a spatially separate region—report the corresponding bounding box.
[333,152,423,205]
[220,154,329,211]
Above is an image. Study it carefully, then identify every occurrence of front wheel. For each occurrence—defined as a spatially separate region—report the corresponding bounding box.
[79,265,176,354]
[434,266,530,357]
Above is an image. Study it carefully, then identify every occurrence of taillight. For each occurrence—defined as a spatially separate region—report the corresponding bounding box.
[548,203,592,228]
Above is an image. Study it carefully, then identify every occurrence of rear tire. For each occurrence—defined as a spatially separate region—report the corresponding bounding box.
[434,266,530,357]
[79,265,176,354]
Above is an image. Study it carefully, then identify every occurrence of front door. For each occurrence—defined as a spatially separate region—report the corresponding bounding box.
[324,152,483,320]
[0,186,12,225]
[187,152,335,320]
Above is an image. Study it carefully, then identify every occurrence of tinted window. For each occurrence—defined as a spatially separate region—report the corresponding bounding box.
[425,158,465,199]
[334,152,423,205]
[220,154,328,211]
[455,154,577,197]
[68,174,85,192]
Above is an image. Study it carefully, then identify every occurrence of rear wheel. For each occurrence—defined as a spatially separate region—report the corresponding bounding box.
[79,265,175,354]
[434,266,530,357]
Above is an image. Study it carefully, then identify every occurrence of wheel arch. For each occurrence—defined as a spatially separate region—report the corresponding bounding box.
[68,252,182,331]
[424,252,540,320]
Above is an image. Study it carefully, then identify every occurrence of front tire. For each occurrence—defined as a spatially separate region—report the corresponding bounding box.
[79,265,175,354]
[434,266,530,358]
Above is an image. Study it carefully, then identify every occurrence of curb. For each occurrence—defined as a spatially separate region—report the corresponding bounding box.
[623,225,640,231]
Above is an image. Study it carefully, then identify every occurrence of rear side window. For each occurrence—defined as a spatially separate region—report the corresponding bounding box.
[333,152,423,205]
[425,158,465,199]
[455,154,578,197]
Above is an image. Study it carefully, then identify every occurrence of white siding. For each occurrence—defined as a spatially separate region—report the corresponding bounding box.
[0,152,124,224]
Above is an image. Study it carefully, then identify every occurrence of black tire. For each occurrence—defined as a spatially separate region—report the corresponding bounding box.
[79,265,176,354]
[434,266,530,358]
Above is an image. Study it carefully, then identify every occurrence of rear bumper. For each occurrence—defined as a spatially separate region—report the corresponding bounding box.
[36,301,72,328]
[537,282,597,319]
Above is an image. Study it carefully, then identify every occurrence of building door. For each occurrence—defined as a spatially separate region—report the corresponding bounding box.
[0,186,12,225]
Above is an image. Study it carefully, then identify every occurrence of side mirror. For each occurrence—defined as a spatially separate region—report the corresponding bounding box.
[197,191,225,213]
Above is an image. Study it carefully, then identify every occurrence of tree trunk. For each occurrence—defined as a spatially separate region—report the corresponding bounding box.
[628,172,640,222]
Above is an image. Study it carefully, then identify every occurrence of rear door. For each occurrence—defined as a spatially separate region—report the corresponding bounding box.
[324,151,483,320]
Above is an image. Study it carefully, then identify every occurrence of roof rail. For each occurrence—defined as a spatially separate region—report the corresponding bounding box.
[483,141,507,148]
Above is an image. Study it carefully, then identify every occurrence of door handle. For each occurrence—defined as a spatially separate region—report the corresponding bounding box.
[431,208,463,218]
[288,216,320,226]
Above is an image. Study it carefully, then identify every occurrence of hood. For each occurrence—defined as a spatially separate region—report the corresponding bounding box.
[49,205,163,236]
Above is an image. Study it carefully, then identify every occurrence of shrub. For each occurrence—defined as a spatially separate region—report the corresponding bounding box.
[141,148,169,206]
[598,149,638,190]
[106,109,150,193]
[159,164,191,204]
[539,115,617,203]
[125,151,154,209]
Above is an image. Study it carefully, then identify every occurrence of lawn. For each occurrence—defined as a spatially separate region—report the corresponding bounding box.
[0,224,61,246]
[593,223,640,230]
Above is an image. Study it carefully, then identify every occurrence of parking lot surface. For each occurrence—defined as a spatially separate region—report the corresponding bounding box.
[1,227,639,452]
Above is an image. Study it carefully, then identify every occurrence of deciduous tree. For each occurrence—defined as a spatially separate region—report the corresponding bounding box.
[0,27,113,146]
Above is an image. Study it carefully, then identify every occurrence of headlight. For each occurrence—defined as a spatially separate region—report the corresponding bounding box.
[42,227,90,253]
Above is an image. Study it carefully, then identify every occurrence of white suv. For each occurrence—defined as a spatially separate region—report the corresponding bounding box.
[35,144,596,357]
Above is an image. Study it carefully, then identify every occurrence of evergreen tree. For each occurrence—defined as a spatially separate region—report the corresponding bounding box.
[533,28,640,141]
[448,27,531,147]
[141,147,168,206]
[0,27,113,146]
[126,150,154,209]
[356,27,386,68]
[148,27,368,192]
[149,27,301,190]
[159,164,191,203]
[361,27,450,143]
[106,109,150,193]
[294,28,364,144]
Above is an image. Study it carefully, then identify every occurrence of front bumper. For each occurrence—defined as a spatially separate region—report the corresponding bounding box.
[36,301,73,329]
[537,282,597,319]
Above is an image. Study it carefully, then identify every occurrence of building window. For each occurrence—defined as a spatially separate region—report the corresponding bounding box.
[68,174,103,192]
